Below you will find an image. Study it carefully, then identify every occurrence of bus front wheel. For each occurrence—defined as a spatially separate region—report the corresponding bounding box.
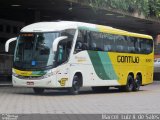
[68,75,81,95]
[33,88,45,94]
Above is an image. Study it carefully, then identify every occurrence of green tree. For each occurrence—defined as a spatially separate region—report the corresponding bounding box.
[86,0,160,18]
[148,0,160,17]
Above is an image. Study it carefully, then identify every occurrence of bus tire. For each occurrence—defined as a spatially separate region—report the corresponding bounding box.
[125,75,134,92]
[120,75,134,92]
[68,75,81,95]
[92,86,109,93]
[33,88,44,94]
[133,75,141,91]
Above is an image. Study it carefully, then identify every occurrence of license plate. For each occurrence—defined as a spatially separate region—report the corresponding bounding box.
[27,81,34,85]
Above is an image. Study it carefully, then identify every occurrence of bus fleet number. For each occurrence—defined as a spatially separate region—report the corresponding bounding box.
[146,59,152,62]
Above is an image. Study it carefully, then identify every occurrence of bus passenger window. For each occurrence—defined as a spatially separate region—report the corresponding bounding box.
[104,45,111,51]
[127,37,135,53]
[115,35,125,52]
[74,30,89,53]
[90,32,104,51]
[75,41,83,50]
[91,42,97,50]
[103,34,115,52]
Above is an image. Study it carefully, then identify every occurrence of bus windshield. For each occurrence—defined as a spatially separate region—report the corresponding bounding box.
[14,32,60,70]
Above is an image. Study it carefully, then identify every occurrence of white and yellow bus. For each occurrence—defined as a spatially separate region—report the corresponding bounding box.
[5,21,154,94]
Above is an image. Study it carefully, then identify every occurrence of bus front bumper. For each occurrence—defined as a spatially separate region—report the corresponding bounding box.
[12,75,56,88]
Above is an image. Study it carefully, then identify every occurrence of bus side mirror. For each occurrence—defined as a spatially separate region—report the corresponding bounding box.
[5,37,17,52]
[52,36,68,52]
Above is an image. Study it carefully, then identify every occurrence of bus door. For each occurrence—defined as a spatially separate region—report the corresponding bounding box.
[56,39,71,87]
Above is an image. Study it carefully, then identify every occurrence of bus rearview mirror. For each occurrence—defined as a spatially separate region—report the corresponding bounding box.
[52,36,68,52]
[5,37,17,52]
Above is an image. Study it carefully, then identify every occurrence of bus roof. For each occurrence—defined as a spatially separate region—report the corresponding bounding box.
[21,21,153,39]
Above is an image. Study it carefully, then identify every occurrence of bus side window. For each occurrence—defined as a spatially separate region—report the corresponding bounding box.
[104,34,111,52]
[127,37,135,53]
[104,45,111,51]
[115,35,125,52]
[146,40,153,54]
[134,38,141,53]
[90,32,104,51]
[90,42,97,50]
[104,34,115,52]
[75,41,83,50]
[74,30,88,54]
[139,39,153,54]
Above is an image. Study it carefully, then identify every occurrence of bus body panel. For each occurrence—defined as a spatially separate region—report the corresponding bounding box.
[69,51,120,87]
[107,52,154,85]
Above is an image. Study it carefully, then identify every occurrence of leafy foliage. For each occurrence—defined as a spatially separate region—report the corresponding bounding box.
[86,0,160,18]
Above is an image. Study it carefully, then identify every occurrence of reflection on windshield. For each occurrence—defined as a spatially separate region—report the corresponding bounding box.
[14,32,60,69]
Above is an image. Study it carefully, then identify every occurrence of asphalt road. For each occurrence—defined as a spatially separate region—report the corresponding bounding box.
[0,82,160,114]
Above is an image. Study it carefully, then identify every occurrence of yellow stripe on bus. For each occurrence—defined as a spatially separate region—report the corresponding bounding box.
[13,68,32,76]
[97,25,152,39]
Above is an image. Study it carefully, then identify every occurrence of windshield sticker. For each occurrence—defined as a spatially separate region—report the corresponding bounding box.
[31,61,36,66]
[13,68,47,76]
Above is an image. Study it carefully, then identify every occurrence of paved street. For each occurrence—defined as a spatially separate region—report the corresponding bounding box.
[0,82,160,114]
[154,67,160,73]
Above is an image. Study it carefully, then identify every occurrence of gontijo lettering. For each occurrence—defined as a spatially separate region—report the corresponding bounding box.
[117,56,139,63]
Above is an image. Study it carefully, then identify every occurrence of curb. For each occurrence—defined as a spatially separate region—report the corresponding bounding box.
[0,83,12,87]
[153,81,160,84]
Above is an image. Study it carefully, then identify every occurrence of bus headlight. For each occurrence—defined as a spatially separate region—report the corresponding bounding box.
[43,70,54,78]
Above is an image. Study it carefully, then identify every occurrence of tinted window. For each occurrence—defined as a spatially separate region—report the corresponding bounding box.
[139,38,153,54]
[75,29,153,54]
[103,34,115,52]
[90,32,104,51]
[115,35,126,52]
[74,30,89,53]
[127,37,135,53]
[56,29,75,65]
